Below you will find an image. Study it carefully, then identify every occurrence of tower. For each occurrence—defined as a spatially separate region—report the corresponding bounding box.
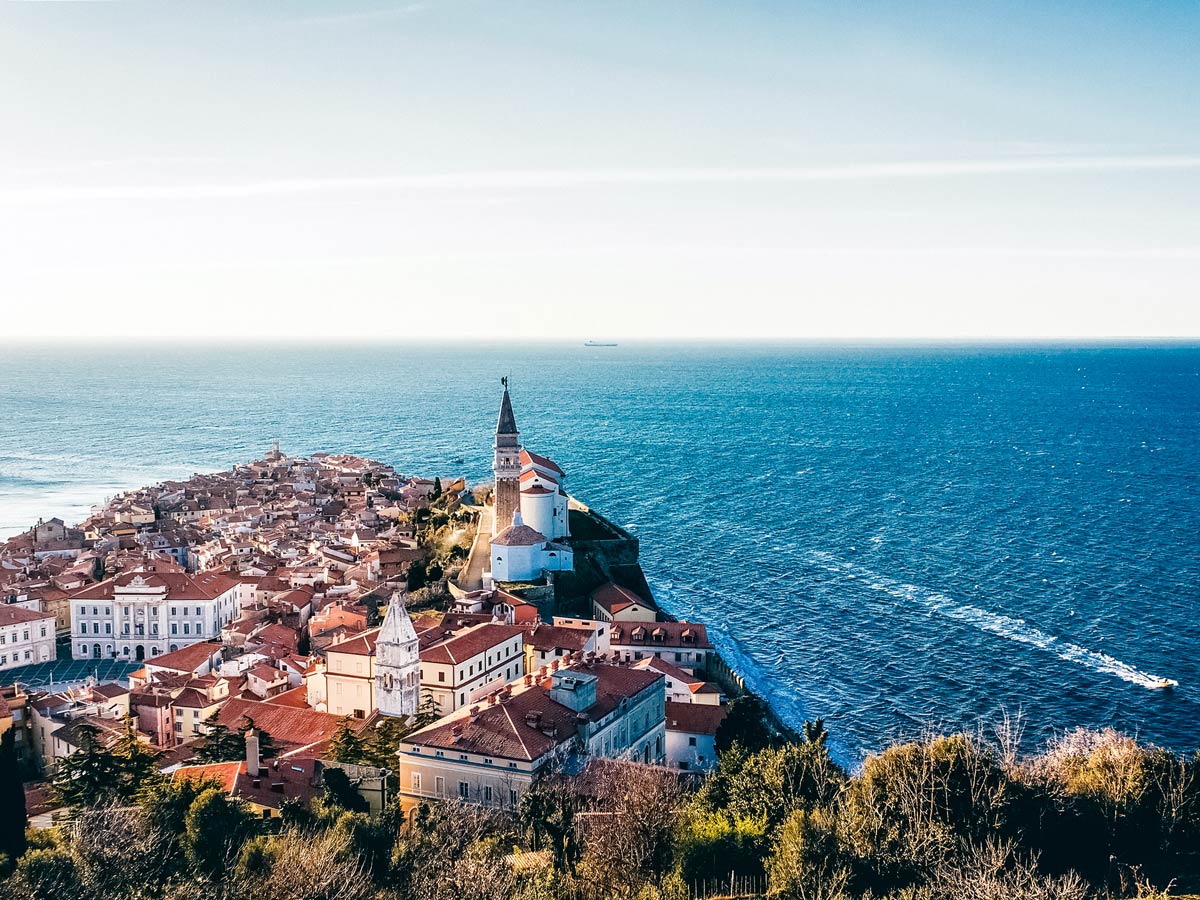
[492,377,521,537]
[375,592,420,717]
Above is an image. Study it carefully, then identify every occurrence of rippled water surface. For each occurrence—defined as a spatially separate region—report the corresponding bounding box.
[1,343,1197,762]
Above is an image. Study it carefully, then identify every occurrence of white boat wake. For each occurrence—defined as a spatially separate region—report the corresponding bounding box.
[809,552,1178,691]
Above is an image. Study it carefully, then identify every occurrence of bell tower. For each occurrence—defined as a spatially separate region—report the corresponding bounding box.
[492,377,521,537]
[375,592,420,717]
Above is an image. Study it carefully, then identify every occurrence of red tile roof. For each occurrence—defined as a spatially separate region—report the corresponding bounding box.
[145,641,222,675]
[73,570,238,601]
[665,700,727,736]
[0,605,54,626]
[519,449,564,476]
[215,698,355,752]
[420,623,524,665]
[404,662,661,762]
[611,621,712,650]
[590,582,650,615]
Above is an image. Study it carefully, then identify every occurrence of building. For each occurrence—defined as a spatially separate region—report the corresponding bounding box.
[70,569,240,661]
[395,658,666,811]
[609,621,713,673]
[492,378,521,538]
[590,582,657,623]
[374,594,420,718]
[0,606,56,670]
[632,656,723,705]
[664,700,727,772]
[487,381,575,584]
[418,623,525,715]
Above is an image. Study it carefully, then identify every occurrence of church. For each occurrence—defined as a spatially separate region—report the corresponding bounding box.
[488,379,574,584]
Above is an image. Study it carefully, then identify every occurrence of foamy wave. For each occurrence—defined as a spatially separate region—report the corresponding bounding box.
[809,552,1177,691]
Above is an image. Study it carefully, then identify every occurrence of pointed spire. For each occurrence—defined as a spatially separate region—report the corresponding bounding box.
[496,376,518,436]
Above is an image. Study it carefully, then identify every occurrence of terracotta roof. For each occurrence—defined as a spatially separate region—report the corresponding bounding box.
[590,582,650,615]
[520,485,555,496]
[665,700,727,736]
[523,623,593,653]
[519,448,563,476]
[0,605,54,626]
[328,628,379,657]
[174,757,327,810]
[145,641,222,675]
[420,623,524,665]
[405,662,660,761]
[73,570,238,602]
[215,698,355,752]
[491,524,547,547]
[263,685,312,708]
[611,621,711,649]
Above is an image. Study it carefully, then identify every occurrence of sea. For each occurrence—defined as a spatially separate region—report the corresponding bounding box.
[1,342,1197,765]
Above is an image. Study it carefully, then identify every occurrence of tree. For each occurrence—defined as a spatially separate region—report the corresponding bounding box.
[432,477,443,500]
[50,723,121,807]
[0,728,27,868]
[323,767,369,813]
[184,787,255,876]
[714,693,775,755]
[414,689,440,729]
[328,718,367,764]
[110,717,161,801]
[194,717,243,762]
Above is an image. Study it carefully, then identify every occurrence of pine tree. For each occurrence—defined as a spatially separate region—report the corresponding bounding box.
[50,723,121,807]
[414,688,440,729]
[110,717,161,801]
[0,729,27,868]
[327,717,367,764]
[195,718,243,762]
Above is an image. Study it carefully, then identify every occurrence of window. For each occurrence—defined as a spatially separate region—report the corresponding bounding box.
[483,785,493,803]
[510,788,519,806]
[411,772,422,792]
[459,693,465,705]
[435,776,445,796]
[458,782,469,800]
[171,624,177,635]
[675,652,682,662]
[437,671,444,682]
[688,736,697,747]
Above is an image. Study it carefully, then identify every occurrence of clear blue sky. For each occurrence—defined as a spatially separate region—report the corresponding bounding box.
[2,1,1197,339]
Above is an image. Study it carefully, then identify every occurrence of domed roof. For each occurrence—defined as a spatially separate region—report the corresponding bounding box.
[491,524,548,547]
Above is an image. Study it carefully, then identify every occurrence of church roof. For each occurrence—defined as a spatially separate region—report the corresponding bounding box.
[492,524,548,547]
[496,386,518,436]
[378,594,418,646]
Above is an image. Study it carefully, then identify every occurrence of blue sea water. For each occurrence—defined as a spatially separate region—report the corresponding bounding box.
[1,342,1197,763]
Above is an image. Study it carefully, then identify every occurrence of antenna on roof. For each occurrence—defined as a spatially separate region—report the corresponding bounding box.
[501,375,508,390]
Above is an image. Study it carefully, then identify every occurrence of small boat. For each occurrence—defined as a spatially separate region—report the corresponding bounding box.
[584,340,618,347]
[1149,679,1178,690]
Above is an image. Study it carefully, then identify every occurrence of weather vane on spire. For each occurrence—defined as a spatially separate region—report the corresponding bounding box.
[501,375,508,389]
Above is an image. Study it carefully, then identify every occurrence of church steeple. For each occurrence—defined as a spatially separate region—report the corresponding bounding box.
[492,377,522,537]
[375,591,420,718]
[496,377,518,438]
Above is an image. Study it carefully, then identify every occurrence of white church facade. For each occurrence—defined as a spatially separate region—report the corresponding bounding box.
[488,380,574,584]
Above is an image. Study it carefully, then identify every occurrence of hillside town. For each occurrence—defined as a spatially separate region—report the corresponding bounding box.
[0,381,731,823]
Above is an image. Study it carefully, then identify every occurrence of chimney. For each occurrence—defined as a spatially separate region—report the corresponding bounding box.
[451,724,464,743]
[469,705,481,723]
[245,728,260,775]
[523,673,533,687]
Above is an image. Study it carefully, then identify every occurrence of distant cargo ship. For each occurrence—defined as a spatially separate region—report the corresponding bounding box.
[584,340,618,347]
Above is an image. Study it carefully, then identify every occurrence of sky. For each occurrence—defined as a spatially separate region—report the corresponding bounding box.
[1,0,1198,341]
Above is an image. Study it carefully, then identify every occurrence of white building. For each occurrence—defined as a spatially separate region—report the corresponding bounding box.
[489,509,573,583]
[395,659,665,812]
[375,594,421,718]
[419,623,526,715]
[0,606,57,670]
[70,569,240,662]
[664,700,727,773]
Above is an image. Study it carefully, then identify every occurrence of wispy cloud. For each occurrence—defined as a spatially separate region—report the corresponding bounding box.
[3,155,1199,204]
[292,3,426,27]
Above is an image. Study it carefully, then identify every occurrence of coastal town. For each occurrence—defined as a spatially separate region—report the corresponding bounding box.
[0,381,734,823]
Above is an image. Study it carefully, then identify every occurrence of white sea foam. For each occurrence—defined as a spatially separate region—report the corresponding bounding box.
[809,551,1177,690]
